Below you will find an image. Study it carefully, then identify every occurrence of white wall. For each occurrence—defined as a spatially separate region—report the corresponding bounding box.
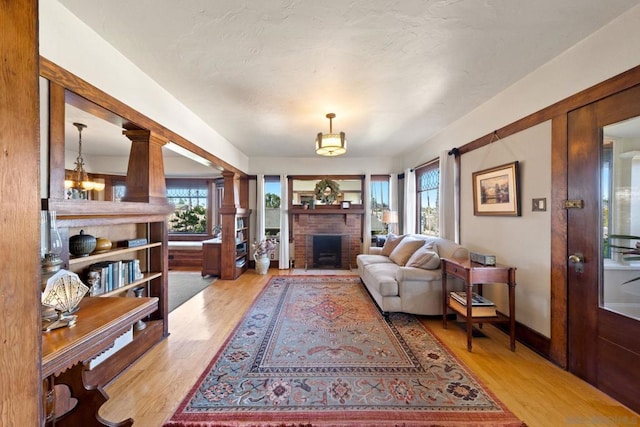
[402,4,640,170]
[460,122,552,336]
[249,155,402,175]
[40,1,249,173]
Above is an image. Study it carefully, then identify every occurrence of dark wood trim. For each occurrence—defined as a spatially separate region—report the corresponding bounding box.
[39,56,246,178]
[288,174,365,180]
[549,114,569,368]
[494,315,551,358]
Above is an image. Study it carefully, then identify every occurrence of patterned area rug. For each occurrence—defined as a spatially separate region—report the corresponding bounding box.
[164,276,525,427]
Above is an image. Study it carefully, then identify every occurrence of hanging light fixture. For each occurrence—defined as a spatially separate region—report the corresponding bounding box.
[64,122,105,193]
[315,113,346,156]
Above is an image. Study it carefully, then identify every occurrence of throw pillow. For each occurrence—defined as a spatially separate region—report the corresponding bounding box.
[389,237,426,266]
[406,244,441,270]
[380,233,406,257]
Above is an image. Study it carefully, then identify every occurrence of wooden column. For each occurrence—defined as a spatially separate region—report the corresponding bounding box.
[220,171,240,279]
[47,81,66,200]
[122,130,168,204]
[0,0,42,425]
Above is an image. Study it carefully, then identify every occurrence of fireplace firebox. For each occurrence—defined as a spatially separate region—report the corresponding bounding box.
[313,235,342,268]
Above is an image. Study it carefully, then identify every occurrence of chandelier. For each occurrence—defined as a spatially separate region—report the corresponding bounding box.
[64,122,105,193]
[315,113,346,156]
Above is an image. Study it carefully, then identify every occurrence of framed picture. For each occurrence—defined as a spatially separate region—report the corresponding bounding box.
[341,201,351,209]
[472,161,521,216]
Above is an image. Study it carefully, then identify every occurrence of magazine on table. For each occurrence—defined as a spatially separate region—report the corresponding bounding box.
[450,291,495,306]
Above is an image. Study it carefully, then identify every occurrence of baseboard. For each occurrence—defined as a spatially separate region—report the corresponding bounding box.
[493,311,551,359]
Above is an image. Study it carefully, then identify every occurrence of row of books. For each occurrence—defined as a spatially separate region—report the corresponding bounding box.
[449,291,497,317]
[86,259,142,296]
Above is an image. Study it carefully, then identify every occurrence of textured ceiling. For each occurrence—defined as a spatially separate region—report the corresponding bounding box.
[58,0,638,159]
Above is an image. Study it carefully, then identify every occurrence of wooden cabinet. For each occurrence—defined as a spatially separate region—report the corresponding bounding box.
[202,238,221,277]
[50,206,170,387]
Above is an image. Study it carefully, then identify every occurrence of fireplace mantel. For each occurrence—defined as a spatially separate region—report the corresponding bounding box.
[290,207,364,215]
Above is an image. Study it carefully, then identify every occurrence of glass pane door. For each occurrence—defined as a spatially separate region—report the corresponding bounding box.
[602,117,640,320]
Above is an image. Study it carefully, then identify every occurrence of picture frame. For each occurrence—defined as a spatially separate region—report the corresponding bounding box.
[341,201,351,209]
[472,161,520,216]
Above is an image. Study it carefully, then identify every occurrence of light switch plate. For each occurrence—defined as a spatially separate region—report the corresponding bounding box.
[532,198,547,212]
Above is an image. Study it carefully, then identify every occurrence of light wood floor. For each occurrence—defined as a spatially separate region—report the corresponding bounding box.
[100,269,640,426]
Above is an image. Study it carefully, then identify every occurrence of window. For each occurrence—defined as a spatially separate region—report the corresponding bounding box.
[166,179,210,234]
[415,161,440,236]
[264,176,281,239]
[370,176,390,236]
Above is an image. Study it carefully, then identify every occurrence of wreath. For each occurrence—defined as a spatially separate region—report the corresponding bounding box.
[314,178,340,204]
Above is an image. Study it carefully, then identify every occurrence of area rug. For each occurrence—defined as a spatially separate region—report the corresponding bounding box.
[168,272,216,313]
[164,276,525,427]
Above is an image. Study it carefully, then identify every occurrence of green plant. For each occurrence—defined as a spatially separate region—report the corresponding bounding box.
[314,178,340,204]
[265,193,281,208]
[608,234,640,284]
[170,205,207,233]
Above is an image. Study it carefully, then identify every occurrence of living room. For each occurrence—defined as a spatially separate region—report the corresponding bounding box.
[4,1,640,426]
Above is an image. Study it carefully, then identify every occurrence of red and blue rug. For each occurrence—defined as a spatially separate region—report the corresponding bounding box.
[164,276,525,427]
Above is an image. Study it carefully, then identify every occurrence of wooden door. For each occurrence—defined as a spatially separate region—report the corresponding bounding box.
[567,84,640,413]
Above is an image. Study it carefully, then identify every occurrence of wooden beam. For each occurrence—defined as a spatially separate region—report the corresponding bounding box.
[0,0,42,424]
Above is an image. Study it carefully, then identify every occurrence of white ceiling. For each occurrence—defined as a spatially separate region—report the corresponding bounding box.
[58,0,639,160]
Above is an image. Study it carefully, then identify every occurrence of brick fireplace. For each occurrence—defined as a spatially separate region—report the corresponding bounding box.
[291,211,362,270]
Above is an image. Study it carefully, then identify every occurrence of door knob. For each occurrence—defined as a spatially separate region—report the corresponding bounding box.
[568,252,584,273]
[568,253,584,263]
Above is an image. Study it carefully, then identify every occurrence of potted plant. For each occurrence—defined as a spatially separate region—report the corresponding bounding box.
[608,234,640,284]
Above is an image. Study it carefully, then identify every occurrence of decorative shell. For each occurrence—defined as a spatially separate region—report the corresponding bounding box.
[42,272,89,314]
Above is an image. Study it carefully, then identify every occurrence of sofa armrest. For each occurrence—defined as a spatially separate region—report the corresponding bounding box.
[396,266,441,282]
[369,246,383,255]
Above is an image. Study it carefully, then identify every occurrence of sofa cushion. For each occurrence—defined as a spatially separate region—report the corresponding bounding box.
[363,263,400,296]
[406,243,441,270]
[389,237,425,266]
[380,233,406,256]
[356,254,393,269]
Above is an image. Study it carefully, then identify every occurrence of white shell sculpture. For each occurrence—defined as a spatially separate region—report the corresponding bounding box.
[42,270,89,314]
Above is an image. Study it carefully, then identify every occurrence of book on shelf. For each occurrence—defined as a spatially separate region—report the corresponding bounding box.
[449,292,497,317]
[86,259,139,295]
[450,291,495,306]
[117,238,148,248]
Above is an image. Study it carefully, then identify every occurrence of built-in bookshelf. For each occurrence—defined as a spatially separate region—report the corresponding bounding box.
[54,210,169,386]
[234,214,249,276]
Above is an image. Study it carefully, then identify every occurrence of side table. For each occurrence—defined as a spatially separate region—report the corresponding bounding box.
[441,258,517,352]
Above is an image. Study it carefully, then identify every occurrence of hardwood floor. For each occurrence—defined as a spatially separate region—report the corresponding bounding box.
[100,270,639,426]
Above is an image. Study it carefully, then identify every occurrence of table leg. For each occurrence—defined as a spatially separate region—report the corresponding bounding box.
[509,282,516,351]
[442,267,448,329]
[466,283,473,351]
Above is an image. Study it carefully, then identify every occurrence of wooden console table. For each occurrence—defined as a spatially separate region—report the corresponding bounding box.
[441,258,517,352]
[42,296,158,426]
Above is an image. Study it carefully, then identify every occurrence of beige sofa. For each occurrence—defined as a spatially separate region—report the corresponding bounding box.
[357,234,468,315]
